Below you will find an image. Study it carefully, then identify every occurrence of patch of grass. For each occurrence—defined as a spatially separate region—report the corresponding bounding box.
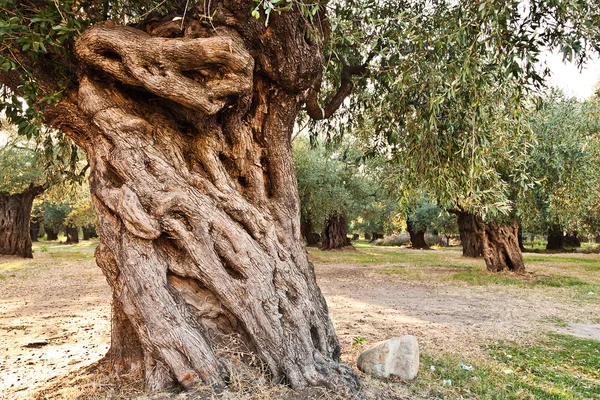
[0,260,28,271]
[449,270,588,288]
[32,240,98,261]
[540,316,569,327]
[309,247,478,269]
[412,333,600,399]
[524,254,600,272]
[0,273,5,279]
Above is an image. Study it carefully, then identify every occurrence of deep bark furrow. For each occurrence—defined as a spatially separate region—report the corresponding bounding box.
[72,18,354,393]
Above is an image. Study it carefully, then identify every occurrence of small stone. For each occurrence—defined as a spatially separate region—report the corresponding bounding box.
[357,335,419,380]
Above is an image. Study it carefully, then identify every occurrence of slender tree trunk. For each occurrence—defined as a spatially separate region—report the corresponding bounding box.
[61,13,357,393]
[472,217,525,273]
[0,186,44,258]
[65,227,79,244]
[321,213,352,250]
[45,227,59,241]
[457,211,484,257]
[406,218,429,249]
[546,225,564,250]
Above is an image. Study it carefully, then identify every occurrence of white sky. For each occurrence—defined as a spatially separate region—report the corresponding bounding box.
[541,51,600,100]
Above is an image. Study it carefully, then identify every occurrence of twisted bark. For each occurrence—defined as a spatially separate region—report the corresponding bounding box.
[67,11,356,394]
[472,217,525,273]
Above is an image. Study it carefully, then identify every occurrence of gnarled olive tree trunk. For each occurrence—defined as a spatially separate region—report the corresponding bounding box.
[472,217,525,273]
[406,218,429,249]
[0,186,44,258]
[456,211,484,257]
[61,11,356,394]
[321,213,352,250]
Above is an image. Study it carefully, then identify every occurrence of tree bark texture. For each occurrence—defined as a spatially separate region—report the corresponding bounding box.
[61,10,356,394]
[321,213,352,250]
[546,225,564,250]
[65,227,79,244]
[406,218,429,249]
[0,187,44,258]
[457,211,484,258]
[472,217,525,273]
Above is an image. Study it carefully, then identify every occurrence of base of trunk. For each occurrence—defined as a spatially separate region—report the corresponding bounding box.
[475,218,525,273]
[0,187,44,258]
[83,225,98,240]
[321,214,352,250]
[301,219,320,246]
[563,233,581,247]
[45,228,59,241]
[30,220,41,242]
[546,225,564,250]
[66,227,80,244]
[407,219,429,249]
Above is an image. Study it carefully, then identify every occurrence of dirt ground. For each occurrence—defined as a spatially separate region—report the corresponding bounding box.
[1,246,599,399]
[0,251,111,399]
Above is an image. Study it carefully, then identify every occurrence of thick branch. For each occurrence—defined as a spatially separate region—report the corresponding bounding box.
[305,52,375,120]
[75,22,254,114]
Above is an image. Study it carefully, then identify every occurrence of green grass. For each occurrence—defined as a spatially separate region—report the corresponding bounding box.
[540,316,569,328]
[310,246,600,302]
[524,254,600,272]
[32,240,98,260]
[0,259,31,272]
[413,333,600,399]
[308,246,478,269]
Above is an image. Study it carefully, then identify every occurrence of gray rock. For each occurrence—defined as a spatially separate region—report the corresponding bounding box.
[357,335,419,380]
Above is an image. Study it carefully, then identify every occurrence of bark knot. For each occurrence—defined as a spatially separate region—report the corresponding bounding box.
[75,22,254,115]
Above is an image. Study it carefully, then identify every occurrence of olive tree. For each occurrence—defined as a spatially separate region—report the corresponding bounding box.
[1,0,599,393]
